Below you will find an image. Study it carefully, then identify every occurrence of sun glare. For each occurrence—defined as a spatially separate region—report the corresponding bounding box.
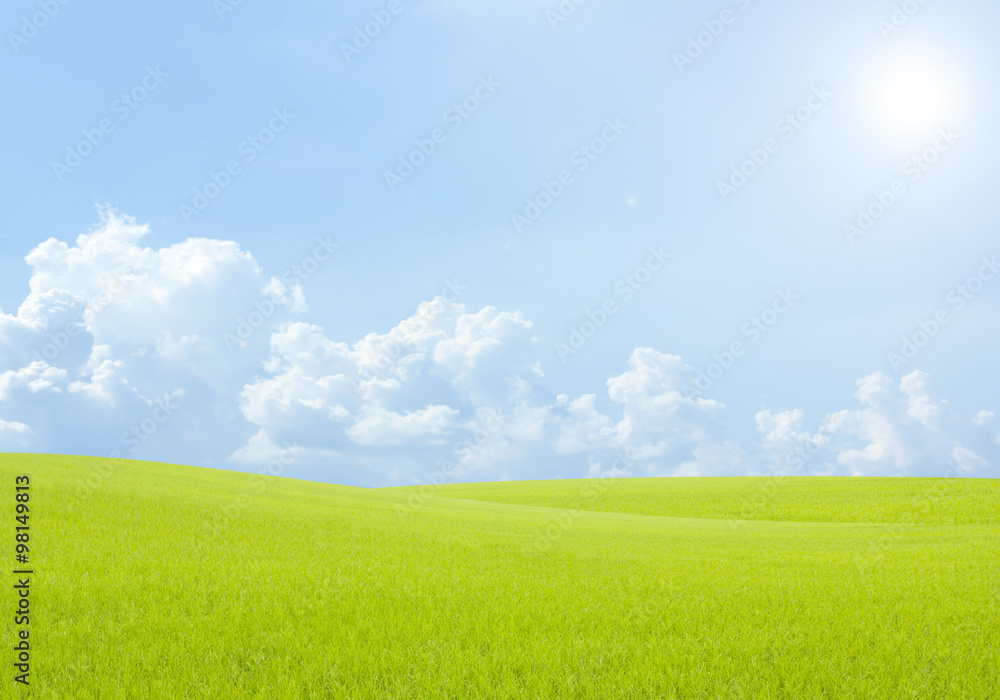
[870,60,954,138]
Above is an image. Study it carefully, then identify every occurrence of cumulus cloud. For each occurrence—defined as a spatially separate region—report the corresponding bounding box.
[1,211,994,485]
[755,371,997,477]
[232,299,552,482]
[550,349,743,476]
[346,405,460,447]
[0,210,301,463]
[236,331,745,483]
[0,362,67,400]
[754,408,831,475]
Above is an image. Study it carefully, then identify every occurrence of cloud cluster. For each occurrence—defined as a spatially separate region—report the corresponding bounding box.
[235,318,744,483]
[0,210,299,463]
[0,212,994,484]
[755,371,997,477]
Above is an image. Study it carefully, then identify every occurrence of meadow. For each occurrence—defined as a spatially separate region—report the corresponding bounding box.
[1,454,997,699]
[428,476,1000,524]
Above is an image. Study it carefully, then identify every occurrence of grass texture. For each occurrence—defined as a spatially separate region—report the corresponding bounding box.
[1,454,997,699]
[425,476,1000,524]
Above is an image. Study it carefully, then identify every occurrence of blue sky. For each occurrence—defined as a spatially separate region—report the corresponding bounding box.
[1,0,998,485]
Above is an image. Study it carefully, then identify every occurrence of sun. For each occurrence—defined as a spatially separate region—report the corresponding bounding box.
[869,59,955,138]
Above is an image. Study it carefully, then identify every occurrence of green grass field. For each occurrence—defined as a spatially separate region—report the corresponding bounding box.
[1,454,997,699]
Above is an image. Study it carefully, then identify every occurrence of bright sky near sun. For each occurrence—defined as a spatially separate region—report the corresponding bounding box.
[1,0,998,485]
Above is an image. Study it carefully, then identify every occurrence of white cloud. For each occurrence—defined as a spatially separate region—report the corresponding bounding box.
[233,300,549,480]
[0,210,299,464]
[757,371,996,477]
[553,349,743,477]
[951,445,989,474]
[1,211,994,486]
[974,410,996,426]
[754,408,831,475]
[346,405,460,446]
[236,338,744,483]
[603,349,734,466]
[0,362,67,400]
[0,419,34,450]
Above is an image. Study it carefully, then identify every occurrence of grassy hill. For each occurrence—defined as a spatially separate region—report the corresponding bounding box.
[422,476,1000,524]
[2,454,997,698]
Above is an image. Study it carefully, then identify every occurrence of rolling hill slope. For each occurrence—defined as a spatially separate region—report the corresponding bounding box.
[1,454,997,699]
[418,475,1000,524]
